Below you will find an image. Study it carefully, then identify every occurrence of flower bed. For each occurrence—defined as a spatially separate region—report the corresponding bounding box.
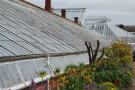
[95,57,133,89]
[20,41,133,90]
[26,57,133,90]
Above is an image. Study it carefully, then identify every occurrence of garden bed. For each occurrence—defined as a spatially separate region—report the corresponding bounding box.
[27,57,133,90]
[21,41,134,90]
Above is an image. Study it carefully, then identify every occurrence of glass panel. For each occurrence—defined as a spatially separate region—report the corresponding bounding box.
[65,55,75,65]
[6,64,22,84]
[0,34,9,41]
[0,25,10,32]
[82,54,89,63]
[44,44,62,53]
[0,52,4,56]
[54,57,68,70]
[1,32,24,41]
[0,63,23,88]
[49,57,63,71]
[0,71,6,88]
[0,65,13,87]
[71,55,80,65]
[32,36,48,43]
[18,34,37,43]
[78,54,86,63]
[33,43,54,53]
[53,44,69,52]
[17,61,38,81]
[61,45,74,52]
[34,59,51,75]
[0,41,31,55]
[17,42,43,54]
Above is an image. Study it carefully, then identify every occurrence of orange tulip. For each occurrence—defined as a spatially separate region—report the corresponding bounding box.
[88,79,91,83]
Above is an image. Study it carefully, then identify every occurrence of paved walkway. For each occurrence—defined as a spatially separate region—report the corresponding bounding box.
[127,62,135,90]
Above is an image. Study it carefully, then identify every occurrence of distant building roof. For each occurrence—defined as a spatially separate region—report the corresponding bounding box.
[53,8,86,25]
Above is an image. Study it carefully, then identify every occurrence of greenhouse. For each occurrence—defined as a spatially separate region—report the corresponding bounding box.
[52,9,135,42]
[0,0,109,89]
[52,8,86,25]
[84,16,135,37]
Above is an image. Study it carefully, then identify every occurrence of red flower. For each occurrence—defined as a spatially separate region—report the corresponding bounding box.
[114,80,116,82]
[117,83,120,87]
[124,85,127,88]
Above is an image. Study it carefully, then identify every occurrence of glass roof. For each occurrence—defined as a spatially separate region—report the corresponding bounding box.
[0,0,109,89]
[0,0,108,57]
[84,16,135,37]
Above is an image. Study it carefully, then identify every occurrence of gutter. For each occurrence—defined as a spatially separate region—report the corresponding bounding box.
[0,51,87,62]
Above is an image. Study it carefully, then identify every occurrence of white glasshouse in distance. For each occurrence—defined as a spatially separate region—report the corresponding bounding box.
[0,0,109,89]
[84,16,135,43]
[52,8,86,25]
[52,8,135,42]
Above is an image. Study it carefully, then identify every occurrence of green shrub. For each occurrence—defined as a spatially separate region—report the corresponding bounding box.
[105,41,133,63]
[96,63,120,72]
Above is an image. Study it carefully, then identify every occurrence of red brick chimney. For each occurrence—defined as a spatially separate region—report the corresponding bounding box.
[45,0,51,11]
[74,17,78,24]
[61,9,66,18]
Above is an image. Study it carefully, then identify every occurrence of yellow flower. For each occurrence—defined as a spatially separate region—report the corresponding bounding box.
[101,82,115,87]
[50,80,54,83]
[86,75,90,79]
[88,67,91,69]
[55,73,60,76]
[40,74,46,77]
[61,76,65,81]
[65,80,69,83]
[66,71,69,74]
[59,83,62,86]
[81,72,83,76]
[72,69,75,72]
[88,79,91,83]
[111,88,114,90]
[93,68,96,70]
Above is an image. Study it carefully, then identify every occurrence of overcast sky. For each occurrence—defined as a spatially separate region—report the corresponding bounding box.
[25,0,135,25]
